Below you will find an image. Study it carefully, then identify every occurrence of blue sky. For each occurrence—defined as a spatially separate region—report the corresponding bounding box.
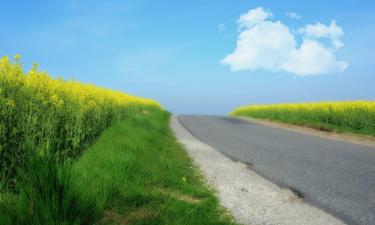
[1,0,374,114]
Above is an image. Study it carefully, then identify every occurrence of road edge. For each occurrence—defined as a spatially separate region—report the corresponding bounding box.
[171,115,346,225]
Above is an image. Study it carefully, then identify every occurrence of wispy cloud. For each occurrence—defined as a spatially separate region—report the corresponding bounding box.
[299,21,344,49]
[221,7,348,76]
[218,23,226,33]
[286,11,301,20]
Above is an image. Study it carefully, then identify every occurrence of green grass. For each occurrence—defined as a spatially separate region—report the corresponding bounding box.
[0,111,238,225]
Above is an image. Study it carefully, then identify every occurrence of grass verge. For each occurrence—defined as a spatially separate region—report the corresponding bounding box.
[1,111,238,225]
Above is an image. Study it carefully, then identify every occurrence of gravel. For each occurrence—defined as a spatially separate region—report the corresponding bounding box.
[170,115,345,225]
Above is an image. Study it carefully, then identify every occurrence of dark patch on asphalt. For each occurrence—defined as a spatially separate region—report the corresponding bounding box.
[219,117,247,124]
[243,161,254,169]
[288,187,304,199]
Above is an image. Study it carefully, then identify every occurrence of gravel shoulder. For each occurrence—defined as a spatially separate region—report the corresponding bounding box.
[171,115,345,225]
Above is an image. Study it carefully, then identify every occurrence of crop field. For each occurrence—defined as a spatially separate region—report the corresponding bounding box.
[0,55,161,189]
[231,101,375,135]
[0,56,237,225]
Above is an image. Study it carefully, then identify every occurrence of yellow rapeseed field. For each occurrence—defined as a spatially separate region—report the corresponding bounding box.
[231,101,375,134]
[0,55,161,187]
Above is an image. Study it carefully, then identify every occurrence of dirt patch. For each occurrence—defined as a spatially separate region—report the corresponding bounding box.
[99,208,155,225]
[159,188,202,204]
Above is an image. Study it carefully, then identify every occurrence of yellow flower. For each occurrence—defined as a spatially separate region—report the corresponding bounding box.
[14,54,21,61]
[50,95,59,105]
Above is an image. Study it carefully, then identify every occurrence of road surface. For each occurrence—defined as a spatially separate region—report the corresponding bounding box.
[178,115,375,225]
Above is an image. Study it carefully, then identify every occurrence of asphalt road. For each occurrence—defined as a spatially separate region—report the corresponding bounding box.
[178,115,375,225]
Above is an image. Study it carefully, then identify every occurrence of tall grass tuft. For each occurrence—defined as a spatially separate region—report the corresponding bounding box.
[0,152,100,225]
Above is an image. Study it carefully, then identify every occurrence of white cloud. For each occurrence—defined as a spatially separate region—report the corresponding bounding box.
[299,21,344,49]
[221,7,348,76]
[237,7,273,30]
[286,12,301,20]
[282,40,348,75]
[222,21,295,71]
[218,23,226,33]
